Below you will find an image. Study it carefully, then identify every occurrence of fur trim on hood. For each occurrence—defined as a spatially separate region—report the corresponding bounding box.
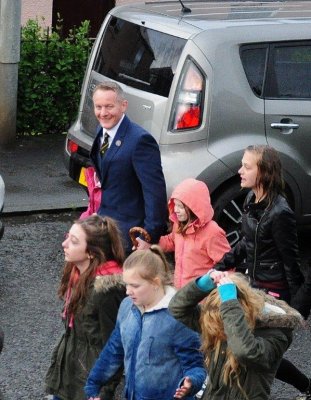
[94,273,125,294]
[168,178,214,227]
[256,292,303,330]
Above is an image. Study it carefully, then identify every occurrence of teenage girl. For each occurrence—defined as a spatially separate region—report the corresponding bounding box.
[222,145,310,399]
[84,246,206,400]
[169,270,302,400]
[46,215,126,400]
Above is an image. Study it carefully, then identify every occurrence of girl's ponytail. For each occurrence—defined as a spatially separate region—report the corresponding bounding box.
[101,216,125,265]
[149,245,170,276]
[124,246,172,286]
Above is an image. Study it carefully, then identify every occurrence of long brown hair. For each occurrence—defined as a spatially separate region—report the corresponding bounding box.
[245,145,285,206]
[175,202,197,235]
[123,245,172,286]
[59,215,125,315]
[200,274,264,396]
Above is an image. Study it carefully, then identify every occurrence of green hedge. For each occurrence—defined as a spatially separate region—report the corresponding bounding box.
[17,19,92,135]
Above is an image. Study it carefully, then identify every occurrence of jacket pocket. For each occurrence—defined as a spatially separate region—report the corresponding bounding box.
[259,261,283,270]
[257,261,285,281]
[144,337,154,365]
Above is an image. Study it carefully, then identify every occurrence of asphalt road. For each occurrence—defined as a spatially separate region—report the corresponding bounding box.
[0,134,87,214]
[0,212,310,400]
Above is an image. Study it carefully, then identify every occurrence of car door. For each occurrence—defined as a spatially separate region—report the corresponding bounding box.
[264,41,311,218]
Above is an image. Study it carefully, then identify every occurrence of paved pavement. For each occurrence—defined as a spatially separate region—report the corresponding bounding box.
[0,134,88,214]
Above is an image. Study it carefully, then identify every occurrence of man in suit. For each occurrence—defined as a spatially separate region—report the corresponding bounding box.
[90,81,168,253]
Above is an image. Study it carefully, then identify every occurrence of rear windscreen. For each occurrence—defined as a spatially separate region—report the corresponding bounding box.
[93,16,186,97]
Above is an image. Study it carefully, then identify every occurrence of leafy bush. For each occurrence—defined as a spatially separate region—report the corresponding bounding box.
[17,18,92,135]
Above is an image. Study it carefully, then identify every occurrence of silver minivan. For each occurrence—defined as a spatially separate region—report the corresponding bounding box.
[64,0,311,245]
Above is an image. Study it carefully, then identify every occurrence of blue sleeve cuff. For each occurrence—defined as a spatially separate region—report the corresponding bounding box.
[196,273,216,292]
[218,283,237,302]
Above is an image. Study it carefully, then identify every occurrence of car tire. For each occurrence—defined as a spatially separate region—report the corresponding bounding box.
[212,183,249,247]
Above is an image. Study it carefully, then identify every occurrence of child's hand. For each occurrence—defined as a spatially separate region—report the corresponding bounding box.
[209,270,228,285]
[174,376,193,398]
[218,276,233,286]
[88,397,100,400]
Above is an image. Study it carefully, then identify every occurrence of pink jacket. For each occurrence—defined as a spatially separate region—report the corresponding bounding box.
[159,178,231,288]
[80,167,102,219]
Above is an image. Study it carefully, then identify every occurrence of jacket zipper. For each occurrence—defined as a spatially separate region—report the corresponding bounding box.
[252,211,267,281]
[179,240,185,287]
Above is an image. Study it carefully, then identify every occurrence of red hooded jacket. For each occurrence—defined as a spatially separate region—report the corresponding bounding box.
[159,179,231,288]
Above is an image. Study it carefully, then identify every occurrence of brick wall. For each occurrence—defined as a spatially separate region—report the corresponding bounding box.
[21,0,53,26]
[21,0,165,29]
[116,0,141,4]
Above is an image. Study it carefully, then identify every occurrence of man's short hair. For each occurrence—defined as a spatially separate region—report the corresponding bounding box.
[93,81,125,101]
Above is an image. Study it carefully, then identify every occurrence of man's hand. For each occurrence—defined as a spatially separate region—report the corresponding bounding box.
[174,376,193,398]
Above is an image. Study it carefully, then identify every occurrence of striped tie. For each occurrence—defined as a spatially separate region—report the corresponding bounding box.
[100,131,109,156]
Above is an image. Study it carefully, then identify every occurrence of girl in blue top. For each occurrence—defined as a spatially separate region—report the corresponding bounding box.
[85,246,205,400]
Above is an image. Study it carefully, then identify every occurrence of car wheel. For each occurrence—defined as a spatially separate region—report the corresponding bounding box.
[212,183,249,247]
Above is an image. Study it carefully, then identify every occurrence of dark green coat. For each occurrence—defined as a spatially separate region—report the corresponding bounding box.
[169,280,302,400]
[46,274,126,400]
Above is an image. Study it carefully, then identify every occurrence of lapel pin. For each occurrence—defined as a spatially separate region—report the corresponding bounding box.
[116,140,122,147]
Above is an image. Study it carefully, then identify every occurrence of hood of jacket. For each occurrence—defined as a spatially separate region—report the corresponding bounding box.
[256,292,303,330]
[93,261,124,294]
[143,286,176,313]
[168,178,214,227]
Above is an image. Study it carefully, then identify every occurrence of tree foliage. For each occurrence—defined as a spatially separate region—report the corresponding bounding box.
[17,18,91,135]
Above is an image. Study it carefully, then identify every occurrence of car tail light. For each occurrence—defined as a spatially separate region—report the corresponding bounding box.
[171,60,204,131]
[67,139,79,154]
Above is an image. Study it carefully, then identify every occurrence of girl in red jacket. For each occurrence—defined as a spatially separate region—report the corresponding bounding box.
[158,178,231,288]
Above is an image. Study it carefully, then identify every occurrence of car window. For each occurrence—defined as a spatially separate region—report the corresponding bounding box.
[267,43,311,99]
[94,16,186,97]
[240,45,267,97]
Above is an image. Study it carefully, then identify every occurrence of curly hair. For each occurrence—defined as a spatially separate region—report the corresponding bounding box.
[200,273,264,396]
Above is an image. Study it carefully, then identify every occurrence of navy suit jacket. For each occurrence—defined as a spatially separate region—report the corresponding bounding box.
[90,115,168,251]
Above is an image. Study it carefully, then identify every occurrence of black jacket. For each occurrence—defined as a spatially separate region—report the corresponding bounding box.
[223,191,304,296]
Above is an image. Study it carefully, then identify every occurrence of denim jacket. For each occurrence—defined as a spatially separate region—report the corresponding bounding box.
[85,286,205,400]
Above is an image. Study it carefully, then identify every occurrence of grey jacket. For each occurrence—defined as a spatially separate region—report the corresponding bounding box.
[169,280,302,400]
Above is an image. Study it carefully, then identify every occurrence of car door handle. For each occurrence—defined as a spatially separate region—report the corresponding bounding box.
[271,123,299,129]
[271,120,299,135]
